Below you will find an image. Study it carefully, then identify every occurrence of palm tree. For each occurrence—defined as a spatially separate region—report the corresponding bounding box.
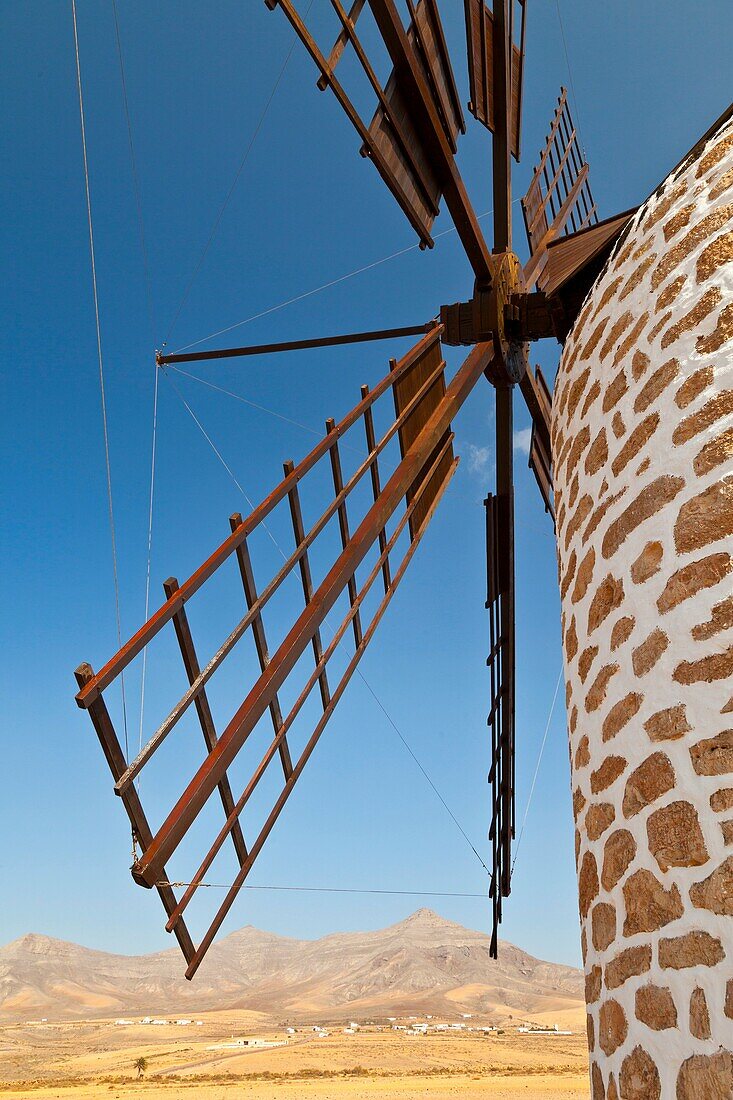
[134,1056,148,1079]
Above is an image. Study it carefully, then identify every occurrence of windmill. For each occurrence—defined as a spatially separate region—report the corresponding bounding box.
[75,0,640,977]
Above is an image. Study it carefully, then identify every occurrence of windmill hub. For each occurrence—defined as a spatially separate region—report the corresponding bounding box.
[439,249,526,384]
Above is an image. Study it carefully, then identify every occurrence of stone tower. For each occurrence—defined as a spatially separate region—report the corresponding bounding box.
[553,113,733,1098]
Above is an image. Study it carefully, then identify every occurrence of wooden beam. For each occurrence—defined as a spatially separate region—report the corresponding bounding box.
[284,460,332,711]
[491,0,512,253]
[325,418,363,647]
[227,521,294,780]
[162,577,250,868]
[316,0,367,90]
[73,664,196,964]
[157,323,433,366]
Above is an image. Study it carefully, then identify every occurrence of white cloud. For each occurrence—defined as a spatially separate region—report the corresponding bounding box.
[513,427,532,456]
[466,443,492,477]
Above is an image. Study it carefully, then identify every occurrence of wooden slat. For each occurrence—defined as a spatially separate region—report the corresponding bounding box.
[163,577,250,866]
[326,418,363,647]
[73,664,196,966]
[361,385,392,595]
[228,519,294,780]
[316,0,367,90]
[365,60,441,238]
[508,5,522,161]
[284,460,331,710]
[404,0,464,152]
[390,328,453,540]
[181,441,460,979]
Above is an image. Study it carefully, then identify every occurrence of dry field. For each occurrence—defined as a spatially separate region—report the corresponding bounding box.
[0,1009,590,1100]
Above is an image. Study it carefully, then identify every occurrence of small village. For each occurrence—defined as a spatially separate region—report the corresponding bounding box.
[104,1012,574,1045]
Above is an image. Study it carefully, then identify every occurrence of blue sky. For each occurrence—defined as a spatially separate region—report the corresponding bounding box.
[1,2,730,972]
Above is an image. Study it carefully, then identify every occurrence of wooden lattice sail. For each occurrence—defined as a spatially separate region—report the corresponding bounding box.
[76,329,496,977]
[265,0,493,277]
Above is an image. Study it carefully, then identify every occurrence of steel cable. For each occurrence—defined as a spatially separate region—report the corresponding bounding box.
[162,0,316,349]
[111,0,160,766]
[72,0,130,760]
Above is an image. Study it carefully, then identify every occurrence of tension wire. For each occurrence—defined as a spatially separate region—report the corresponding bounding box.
[72,0,130,760]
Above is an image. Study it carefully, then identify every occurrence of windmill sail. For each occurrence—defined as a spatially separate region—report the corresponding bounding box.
[521,88,598,289]
[517,90,638,343]
[76,329,494,977]
[266,0,492,279]
[365,0,465,241]
[484,490,514,957]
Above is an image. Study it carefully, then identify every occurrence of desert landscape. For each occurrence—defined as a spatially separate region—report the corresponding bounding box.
[0,910,590,1098]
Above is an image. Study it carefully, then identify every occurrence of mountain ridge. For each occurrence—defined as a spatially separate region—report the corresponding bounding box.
[0,909,584,1023]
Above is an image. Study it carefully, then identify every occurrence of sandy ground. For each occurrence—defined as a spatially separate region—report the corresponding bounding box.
[0,1009,591,1099]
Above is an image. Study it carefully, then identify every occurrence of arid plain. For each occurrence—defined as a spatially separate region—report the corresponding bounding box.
[0,911,589,1098]
[1,1012,590,1099]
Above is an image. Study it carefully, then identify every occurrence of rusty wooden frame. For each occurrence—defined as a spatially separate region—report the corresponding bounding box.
[390,332,451,540]
[108,334,449,796]
[76,329,494,976]
[521,88,599,289]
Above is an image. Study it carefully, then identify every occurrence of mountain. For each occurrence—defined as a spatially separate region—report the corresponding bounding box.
[0,909,584,1023]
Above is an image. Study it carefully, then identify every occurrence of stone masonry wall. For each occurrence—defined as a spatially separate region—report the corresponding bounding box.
[552,113,733,1099]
